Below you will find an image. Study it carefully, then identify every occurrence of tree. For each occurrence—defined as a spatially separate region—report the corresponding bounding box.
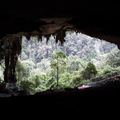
[0,77,3,82]
[37,58,51,73]
[20,79,36,95]
[71,75,88,87]
[81,62,97,80]
[16,60,34,84]
[29,73,48,93]
[66,55,85,73]
[50,51,66,87]
[59,72,72,88]
[15,32,118,93]
[105,50,120,68]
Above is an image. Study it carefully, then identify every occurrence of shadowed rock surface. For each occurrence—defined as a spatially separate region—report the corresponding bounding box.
[0,1,120,46]
[0,0,120,117]
[0,77,120,117]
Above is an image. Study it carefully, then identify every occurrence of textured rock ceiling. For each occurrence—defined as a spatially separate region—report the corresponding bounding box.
[0,0,120,46]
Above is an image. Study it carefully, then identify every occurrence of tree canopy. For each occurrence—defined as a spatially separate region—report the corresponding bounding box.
[0,32,120,94]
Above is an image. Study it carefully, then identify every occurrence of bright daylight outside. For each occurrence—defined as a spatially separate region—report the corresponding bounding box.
[0,31,120,95]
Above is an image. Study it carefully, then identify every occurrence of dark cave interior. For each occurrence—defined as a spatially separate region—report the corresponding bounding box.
[0,0,120,116]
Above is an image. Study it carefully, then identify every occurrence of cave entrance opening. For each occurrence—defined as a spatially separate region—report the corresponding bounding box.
[13,31,120,94]
[0,31,120,95]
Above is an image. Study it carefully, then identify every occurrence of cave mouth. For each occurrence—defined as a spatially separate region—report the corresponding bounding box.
[0,31,120,96]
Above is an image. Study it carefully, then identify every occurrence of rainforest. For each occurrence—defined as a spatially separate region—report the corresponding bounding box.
[0,31,120,95]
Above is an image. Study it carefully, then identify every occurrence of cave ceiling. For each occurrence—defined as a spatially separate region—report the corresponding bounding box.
[0,0,120,46]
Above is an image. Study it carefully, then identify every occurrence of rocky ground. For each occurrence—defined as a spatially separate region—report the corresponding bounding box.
[0,77,120,118]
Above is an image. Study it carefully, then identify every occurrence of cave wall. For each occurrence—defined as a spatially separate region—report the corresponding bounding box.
[0,0,120,83]
[0,0,120,44]
[0,34,22,83]
[0,1,120,116]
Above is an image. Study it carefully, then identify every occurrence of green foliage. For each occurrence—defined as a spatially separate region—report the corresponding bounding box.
[28,73,49,92]
[59,72,72,88]
[37,58,51,73]
[86,62,97,75]
[20,79,36,95]
[97,65,120,76]
[71,75,82,87]
[0,77,3,82]
[50,51,66,86]
[102,68,113,75]
[66,55,85,73]
[81,62,97,80]
[51,51,66,59]
[0,33,117,94]
[16,61,33,83]
[29,75,41,87]
[70,74,89,87]
[46,76,56,89]
[105,50,120,68]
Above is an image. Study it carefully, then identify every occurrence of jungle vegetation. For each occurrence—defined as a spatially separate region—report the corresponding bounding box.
[0,31,120,94]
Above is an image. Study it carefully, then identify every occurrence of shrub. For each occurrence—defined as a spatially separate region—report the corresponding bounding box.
[0,77,3,82]
[71,75,82,87]
[19,79,36,95]
[81,62,97,80]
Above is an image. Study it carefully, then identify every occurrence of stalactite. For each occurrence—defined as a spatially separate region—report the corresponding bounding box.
[55,27,66,45]
[0,34,22,83]
[45,34,51,43]
[24,32,31,40]
[60,29,66,45]
[37,34,42,41]
[56,32,60,43]
[4,54,10,83]
[0,28,67,83]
